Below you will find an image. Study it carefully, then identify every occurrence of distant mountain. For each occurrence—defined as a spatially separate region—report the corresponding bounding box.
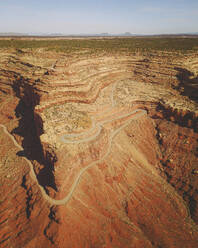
[187,32,198,35]
[0,32,197,37]
[0,32,28,36]
[0,32,136,37]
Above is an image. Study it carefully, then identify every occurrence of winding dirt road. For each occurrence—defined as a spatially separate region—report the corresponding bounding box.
[0,109,146,206]
[0,81,147,206]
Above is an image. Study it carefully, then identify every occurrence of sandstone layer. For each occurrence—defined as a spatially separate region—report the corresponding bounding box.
[0,46,198,247]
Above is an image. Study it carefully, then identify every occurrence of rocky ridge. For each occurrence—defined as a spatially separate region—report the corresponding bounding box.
[0,48,198,247]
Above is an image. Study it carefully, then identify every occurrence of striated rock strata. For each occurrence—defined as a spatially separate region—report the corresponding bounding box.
[0,47,198,247]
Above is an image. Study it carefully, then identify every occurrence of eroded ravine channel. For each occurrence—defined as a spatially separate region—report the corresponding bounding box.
[2,77,148,206]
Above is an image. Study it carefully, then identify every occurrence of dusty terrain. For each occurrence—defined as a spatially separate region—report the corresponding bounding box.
[0,39,198,247]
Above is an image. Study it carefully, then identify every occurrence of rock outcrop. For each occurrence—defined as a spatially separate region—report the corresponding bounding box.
[0,47,198,247]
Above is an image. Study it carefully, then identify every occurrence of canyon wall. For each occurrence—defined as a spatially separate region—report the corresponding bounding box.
[0,49,198,247]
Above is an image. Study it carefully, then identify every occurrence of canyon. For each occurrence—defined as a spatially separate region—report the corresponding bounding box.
[0,41,198,247]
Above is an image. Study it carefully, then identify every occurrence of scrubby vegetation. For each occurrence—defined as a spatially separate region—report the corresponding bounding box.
[0,37,198,54]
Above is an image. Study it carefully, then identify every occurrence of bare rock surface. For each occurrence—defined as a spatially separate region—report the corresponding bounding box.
[0,46,198,247]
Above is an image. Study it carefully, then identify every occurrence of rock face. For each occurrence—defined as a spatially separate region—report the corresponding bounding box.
[0,47,198,247]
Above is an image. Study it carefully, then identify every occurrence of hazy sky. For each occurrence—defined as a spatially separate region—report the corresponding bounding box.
[0,0,197,34]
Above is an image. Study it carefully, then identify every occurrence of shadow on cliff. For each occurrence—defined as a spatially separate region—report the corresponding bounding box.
[154,102,198,133]
[174,67,198,103]
[11,76,57,193]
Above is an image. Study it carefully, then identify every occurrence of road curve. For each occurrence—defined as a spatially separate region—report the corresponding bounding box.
[59,82,135,144]
[0,80,147,206]
[0,109,146,206]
